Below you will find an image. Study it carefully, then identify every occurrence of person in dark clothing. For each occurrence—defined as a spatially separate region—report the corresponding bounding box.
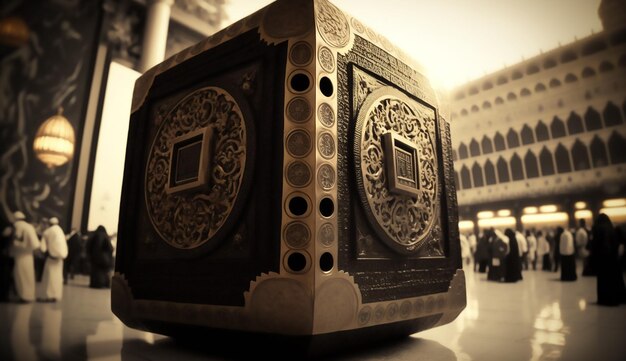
[504,228,523,282]
[475,230,491,273]
[87,226,114,289]
[487,229,508,282]
[1,221,15,302]
[591,214,626,306]
[553,227,563,272]
[615,225,626,272]
[64,229,82,284]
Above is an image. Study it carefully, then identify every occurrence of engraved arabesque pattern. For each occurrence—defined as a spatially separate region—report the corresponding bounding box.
[355,91,438,250]
[316,0,350,48]
[145,87,246,249]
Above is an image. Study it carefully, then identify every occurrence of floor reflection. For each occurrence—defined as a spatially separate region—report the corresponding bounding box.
[0,268,625,361]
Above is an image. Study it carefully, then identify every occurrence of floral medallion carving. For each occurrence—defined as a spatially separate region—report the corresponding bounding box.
[315,0,350,48]
[353,87,438,253]
[318,46,335,73]
[317,163,335,190]
[145,87,248,249]
[318,103,335,128]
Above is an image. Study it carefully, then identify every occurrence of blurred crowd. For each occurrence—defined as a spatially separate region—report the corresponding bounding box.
[460,213,626,306]
[0,212,115,303]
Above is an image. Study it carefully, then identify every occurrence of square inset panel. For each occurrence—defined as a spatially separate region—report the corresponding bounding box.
[166,127,212,194]
[382,132,420,197]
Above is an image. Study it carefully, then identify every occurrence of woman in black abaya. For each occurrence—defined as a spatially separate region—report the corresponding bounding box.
[592,214,626,306]
[504,228,523,282]
[87,226,114,289]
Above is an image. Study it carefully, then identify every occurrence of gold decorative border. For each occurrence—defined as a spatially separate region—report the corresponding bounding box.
[111,269,465,336]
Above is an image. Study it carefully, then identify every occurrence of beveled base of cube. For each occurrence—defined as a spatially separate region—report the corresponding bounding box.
[133,315,443,359]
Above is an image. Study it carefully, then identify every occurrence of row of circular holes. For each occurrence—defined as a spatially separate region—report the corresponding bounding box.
[285,42,335,274]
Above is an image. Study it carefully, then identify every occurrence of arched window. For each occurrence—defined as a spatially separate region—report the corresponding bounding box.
[550,116,566,138]
[608,131,626,164]
[549,78,561,88]
[469,138,480,157]
[507,92,517,101]
[567,112,584,134]
[512,70,523,80]
[460,109,468,116]
[536,120,549,141]
[510,153,524,180]
[585,107,602,130]
[482,81,493,90]
[521,124,534,145]
[497,157,510,183]
[590,136,609,168]
[495,96,504,105]
[561,50,577,63]
[471,105,479,113]
[543,58,557,69]
[459,143,468,159]
[507,128,520,148]
[571,140,591,171]
[581,67,596,78]
[461,165,472,189]
[565,73,578,83]
[468,86,479,95]
[452,149,458,161]
[484,160,496,185]
[524,150,539,178]
[599,61,614,72]
[454,91,465,100]
[494,132,506,151]
[527,64,540,75]
[496,75,508,85]
[539,146,555,176]
[535,83,546,92]
[472,162,484,188]
[555,143,572,173]
[603,102,623,127]
[454,171,461,190]
[482,101,492,110]
[481,135,493,154]
[520,88,531,97]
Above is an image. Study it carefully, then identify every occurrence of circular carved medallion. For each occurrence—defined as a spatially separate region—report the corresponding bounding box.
[318,223,334,247]
[318,46,335,73]
[145,87,248,249]
[317,103,335,128]
[290,41,313,66]
[287,97,311,123]
[284,222,310,249]
[318,132,335,159]
[286,161,312,188]
[286,129,312,158]
[315,0,350,48]
[353,87,438,254]
[317,163,335,190]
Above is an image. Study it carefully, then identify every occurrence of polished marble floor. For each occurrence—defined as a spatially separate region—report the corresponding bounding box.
[1,264,625,361]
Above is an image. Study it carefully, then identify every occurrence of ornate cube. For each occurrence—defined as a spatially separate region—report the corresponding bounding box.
[112,0,465,356]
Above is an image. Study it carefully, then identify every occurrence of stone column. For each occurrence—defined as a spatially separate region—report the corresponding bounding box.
[139,0,174,72]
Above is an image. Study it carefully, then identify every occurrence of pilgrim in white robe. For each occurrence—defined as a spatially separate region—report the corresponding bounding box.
[11,220,41,302]
[40,223,68,301]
